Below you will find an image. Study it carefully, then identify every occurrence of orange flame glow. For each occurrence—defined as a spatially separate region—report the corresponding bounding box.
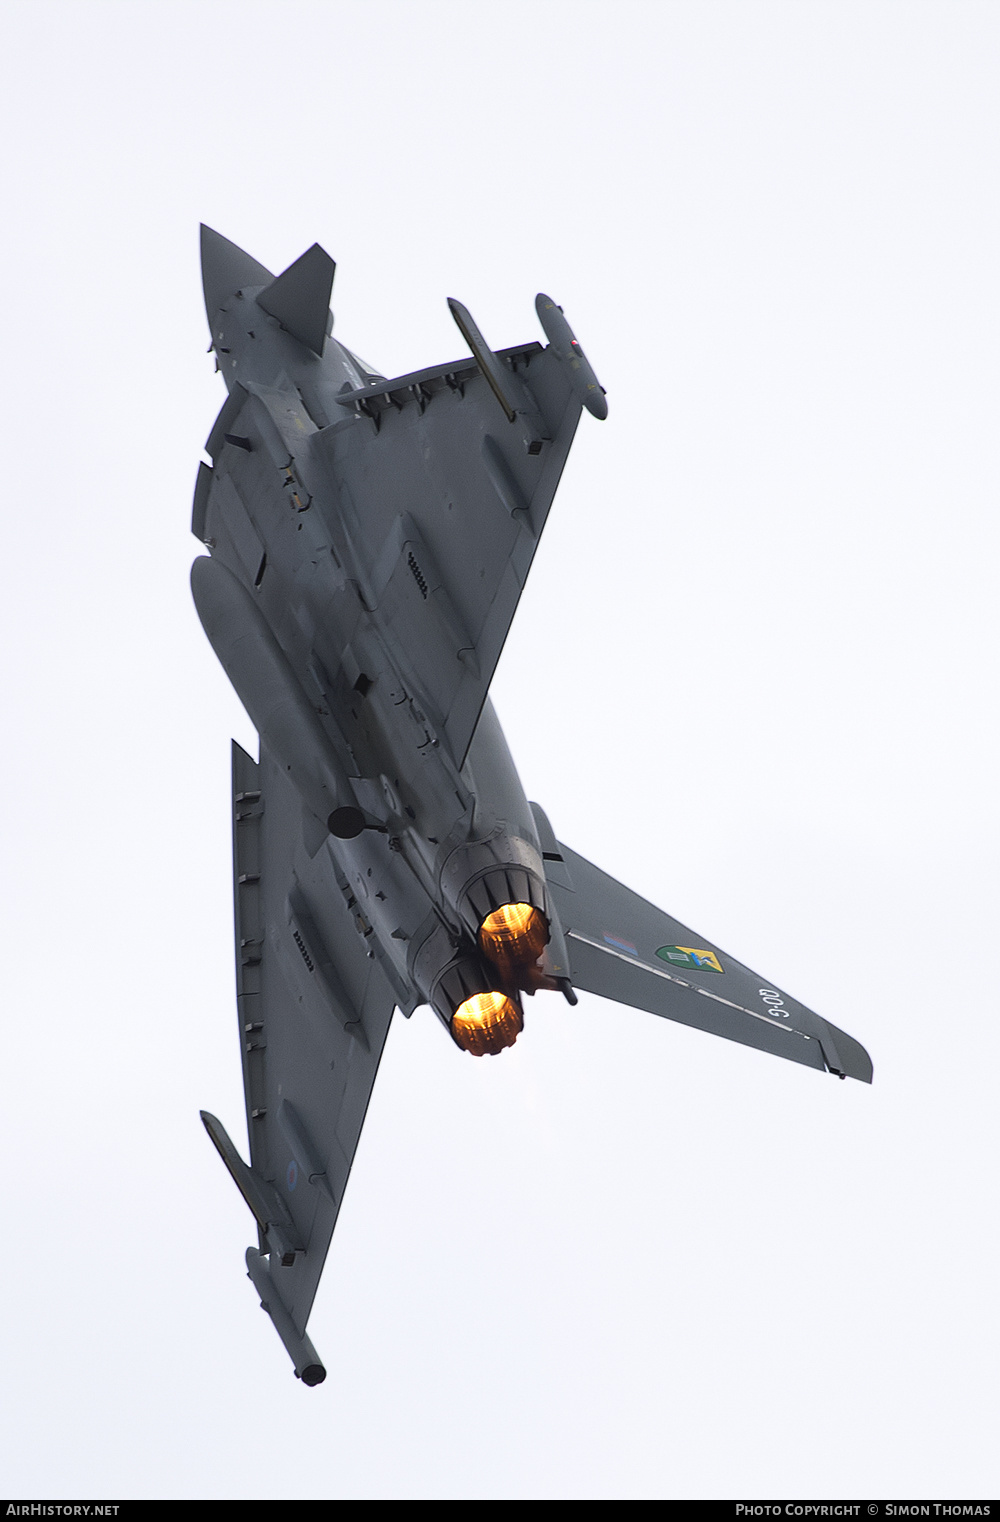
[478,903,548,973]
[451,990,523,1056]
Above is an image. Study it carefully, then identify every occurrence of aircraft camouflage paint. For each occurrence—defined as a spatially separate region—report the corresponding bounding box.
[192,227,872,1384]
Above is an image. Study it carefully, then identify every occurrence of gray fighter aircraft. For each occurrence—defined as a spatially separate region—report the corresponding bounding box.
[192,226,872,1385]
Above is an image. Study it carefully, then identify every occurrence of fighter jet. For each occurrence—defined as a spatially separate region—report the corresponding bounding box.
[192,226,872,1384]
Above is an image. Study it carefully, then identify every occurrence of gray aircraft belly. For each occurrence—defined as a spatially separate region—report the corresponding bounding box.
[191,226,872,1383]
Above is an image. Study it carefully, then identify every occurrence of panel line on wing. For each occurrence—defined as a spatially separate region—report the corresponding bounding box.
[565,930,811,1040]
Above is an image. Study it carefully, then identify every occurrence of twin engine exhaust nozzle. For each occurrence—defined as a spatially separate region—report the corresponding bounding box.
[448,901,552,1057]
[419,844,572,1058]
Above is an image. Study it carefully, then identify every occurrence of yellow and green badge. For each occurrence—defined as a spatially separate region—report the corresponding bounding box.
[655,945,724,974]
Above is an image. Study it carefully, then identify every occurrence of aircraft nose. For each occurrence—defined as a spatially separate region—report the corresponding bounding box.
[200,224,273,329]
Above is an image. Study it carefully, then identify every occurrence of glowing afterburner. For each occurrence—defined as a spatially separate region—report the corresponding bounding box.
[478,902,549,978]
[451,991,523,1056]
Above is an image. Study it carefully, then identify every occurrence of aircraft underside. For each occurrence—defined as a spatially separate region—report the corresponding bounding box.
[192,225,872,1382]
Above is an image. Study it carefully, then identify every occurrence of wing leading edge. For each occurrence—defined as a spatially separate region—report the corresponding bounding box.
[533,818,872,1083]
[205,741,397,1380]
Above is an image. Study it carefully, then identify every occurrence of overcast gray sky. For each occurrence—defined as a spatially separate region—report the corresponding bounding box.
[0,0,997,1500]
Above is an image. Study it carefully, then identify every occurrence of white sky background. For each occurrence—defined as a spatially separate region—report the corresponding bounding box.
[0,0,997,1500]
